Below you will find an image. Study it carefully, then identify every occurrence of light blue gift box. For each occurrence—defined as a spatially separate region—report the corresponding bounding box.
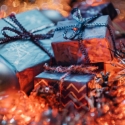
[0,9,54,93]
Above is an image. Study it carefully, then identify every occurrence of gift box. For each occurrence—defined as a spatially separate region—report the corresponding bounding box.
[0,9,54,93]
[70,2,117,20]
[34,71,95,109]
[52,15,115,66]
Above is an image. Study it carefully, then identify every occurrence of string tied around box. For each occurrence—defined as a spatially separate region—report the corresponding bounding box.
[43,63,97,90]
[43,63,97,106]
[55,8,116,63]
[0,13,54,59]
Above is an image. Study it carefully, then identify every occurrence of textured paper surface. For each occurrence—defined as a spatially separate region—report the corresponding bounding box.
[0,9,54,92]
[52,15,115,65]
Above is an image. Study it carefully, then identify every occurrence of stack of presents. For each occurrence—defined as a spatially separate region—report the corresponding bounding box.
[0,2,123,109]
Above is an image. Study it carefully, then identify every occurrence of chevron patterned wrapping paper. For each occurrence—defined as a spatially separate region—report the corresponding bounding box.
[34,71,95,110]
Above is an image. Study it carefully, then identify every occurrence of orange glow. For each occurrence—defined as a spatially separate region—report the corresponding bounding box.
[85,0,106,6]
[0,90,49,124]
[1,47,125,125]
[0,0,125,124]
[0,10,6,19]
[0,0,70,17]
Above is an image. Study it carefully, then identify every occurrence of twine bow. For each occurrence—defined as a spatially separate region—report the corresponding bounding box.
[63,8,101,40]
[59,8,116,63]
[62,8,103,63]
[44,63,97,97]
[44,63,97,81]
[0,13,54,58]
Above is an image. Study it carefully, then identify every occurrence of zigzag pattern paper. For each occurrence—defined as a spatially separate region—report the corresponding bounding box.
[35,71,95,109]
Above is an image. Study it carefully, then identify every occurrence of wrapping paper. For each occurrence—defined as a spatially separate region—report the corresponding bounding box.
[0,9,54,93]
[0,56,19,91]
[52,15,115,66]
[71,2,117,20]
[34,71,95,109]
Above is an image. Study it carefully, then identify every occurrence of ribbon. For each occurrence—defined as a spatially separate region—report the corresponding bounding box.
[43,63,97,99]
[43,63,97,78]
[63,8,102,63]
[61,8,116,63]
[0,13,54,58]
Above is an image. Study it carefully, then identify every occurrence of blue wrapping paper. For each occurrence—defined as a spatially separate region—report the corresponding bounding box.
[0,9,54,92]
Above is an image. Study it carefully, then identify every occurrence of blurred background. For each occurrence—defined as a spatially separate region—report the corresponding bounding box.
[0,0,124,21]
